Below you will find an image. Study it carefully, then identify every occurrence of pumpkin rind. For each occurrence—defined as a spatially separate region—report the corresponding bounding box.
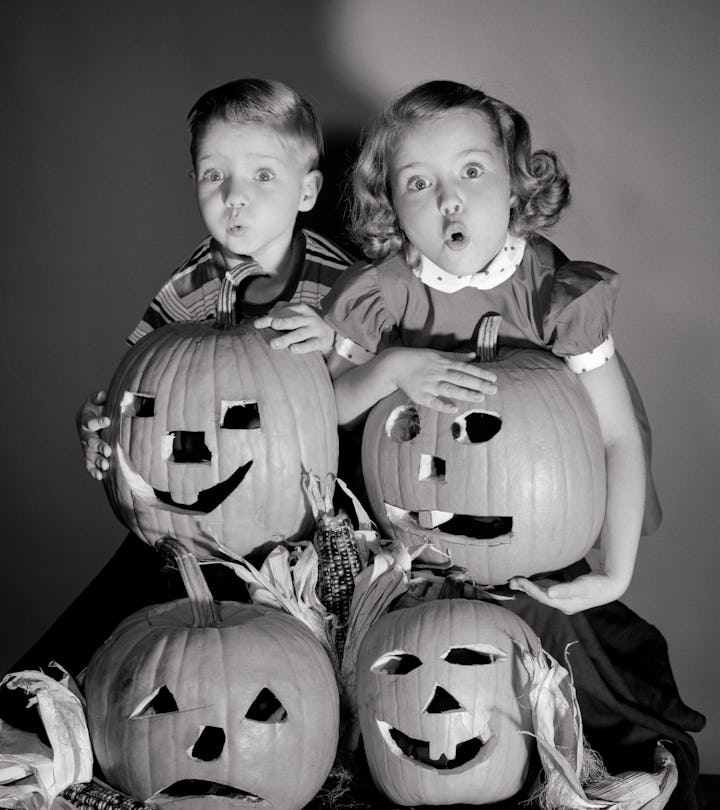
[356,599,542,806]
[85,599,340,809]
[103,321,338,560]
[362,349,606,583]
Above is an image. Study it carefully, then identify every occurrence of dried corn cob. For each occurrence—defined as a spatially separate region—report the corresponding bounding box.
[61,779,147,809]
[303,472,362,659]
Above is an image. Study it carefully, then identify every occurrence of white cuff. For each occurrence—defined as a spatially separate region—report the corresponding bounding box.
[333,333,375,365]
[564,334,615,374]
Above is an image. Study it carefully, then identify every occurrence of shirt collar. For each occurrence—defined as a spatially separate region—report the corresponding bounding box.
[417,232,526,292]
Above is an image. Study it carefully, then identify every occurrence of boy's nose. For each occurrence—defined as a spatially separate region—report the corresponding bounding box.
[224,177,249,207]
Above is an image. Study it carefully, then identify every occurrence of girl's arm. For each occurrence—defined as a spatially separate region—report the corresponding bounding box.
[510,353,645,613]
[328,347,498,428]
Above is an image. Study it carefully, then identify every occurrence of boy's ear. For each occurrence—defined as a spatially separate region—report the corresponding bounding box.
[298,170,323,212]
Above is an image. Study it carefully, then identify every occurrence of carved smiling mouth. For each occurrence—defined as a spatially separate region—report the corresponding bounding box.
[377,721,495,770]
[151,779,268,805]
[385,503,512,544]
[116,446,253,515]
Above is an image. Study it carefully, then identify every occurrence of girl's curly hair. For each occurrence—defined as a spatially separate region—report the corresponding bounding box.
[348,80,570,267]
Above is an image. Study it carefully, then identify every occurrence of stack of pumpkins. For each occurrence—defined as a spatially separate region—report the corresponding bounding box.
[83,294,607,808]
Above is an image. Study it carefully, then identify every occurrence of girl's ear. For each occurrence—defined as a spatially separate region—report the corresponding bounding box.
[298,170,323,212]
[509,191,518,209]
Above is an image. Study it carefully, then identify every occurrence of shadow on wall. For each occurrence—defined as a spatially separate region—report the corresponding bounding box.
[0,0,374,677]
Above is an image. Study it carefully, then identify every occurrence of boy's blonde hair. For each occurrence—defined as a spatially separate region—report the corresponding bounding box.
[188,78,323,171]
[349,80,570,267]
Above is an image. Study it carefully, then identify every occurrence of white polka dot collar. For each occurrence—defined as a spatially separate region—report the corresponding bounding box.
[417,233,526,292]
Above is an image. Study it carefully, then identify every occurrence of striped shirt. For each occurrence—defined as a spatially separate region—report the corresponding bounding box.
[127,228,354,345]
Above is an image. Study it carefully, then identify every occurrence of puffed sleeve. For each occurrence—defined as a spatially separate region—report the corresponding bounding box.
[543,261,620,370]
[321,261,398,364]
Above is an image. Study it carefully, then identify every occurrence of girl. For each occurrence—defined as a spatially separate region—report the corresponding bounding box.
[322,79,660,615]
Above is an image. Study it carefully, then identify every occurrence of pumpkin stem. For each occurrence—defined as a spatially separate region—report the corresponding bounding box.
[476,312,502,362]
[158,538,221,627]
[215,259,266,329]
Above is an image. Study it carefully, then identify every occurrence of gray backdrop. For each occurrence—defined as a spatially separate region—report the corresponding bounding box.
[1,0,717,770]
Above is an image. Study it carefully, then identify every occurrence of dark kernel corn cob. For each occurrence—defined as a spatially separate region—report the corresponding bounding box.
[313,508,362,658]
[61,779,148,808]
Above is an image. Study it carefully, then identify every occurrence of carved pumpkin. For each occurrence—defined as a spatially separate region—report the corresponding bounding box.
[355,598,542,806]
[85,543,340,809]
[362,334,606,583]
[102,265,338,560]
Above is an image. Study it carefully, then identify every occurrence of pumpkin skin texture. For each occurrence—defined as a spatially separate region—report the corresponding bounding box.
[361,349,606,584]
[85,599,340,810]
[356,599,542,806]
[102,320,338,560]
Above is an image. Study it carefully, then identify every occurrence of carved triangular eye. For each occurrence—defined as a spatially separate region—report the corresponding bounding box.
[245,688,287,722]
[442,645,506,665]
[130,684,179,718]
[371,651,422,675]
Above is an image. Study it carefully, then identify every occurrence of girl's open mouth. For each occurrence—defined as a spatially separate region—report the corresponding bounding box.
[444,223,469,251]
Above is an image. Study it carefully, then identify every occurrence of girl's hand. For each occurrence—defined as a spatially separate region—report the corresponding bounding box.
[76,390,112,481]
[391,348,497,413]
[508,571,629,614]
[254,303,335,355]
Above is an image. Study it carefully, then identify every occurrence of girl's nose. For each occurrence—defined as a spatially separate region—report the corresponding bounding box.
[437,185,462,216]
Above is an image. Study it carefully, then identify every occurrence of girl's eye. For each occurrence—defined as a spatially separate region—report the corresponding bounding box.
[462,164,483,179]
[407,176,430,192]
[201,169,223,182]
[255,169,275,182]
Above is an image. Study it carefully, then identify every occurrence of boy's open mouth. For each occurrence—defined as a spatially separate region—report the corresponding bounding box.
[444,223,469,251]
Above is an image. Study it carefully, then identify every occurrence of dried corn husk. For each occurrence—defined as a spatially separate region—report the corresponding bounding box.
[0,668,92,809]
[517,644,678,810]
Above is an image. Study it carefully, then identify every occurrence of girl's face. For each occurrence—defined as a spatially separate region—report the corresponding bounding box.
[389,109,515,276]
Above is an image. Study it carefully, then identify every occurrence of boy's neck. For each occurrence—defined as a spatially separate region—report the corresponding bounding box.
[219,228,296,278]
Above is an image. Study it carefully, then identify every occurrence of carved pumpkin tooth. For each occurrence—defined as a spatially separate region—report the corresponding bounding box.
[418,509,454,529]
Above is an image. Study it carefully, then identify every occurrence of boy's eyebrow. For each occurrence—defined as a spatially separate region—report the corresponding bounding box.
[195,151,286,163]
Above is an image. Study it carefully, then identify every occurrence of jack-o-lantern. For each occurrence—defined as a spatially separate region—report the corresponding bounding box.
[103,266,338,560]
[355,598,542,806]
[362,317,606,583]
[85,542,340,809]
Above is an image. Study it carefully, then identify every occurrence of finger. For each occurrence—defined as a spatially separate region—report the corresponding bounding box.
[446,363,498,384]
[92,390,108,405]
[416,394,459,414]
[269,326,315,349]
[288,337,330,355]
[254,315,273,329]
[508,577,550,602]
[86,416,111,433]
[436,383,486,402]
[266,315,311,334]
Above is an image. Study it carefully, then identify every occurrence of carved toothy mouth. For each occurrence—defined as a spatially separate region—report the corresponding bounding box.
[377,720,495,771]
[150,780,269,805]
[385,503,513,544]
[116,445,253,515]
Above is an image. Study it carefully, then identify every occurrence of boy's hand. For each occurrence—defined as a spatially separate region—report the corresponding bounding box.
[76,390,112,481]
[508,571,629,614]
[391,348,497,413]
[254,303,335,354]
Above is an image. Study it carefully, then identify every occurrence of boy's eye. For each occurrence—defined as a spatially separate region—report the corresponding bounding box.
[407,176,430,192]
[201,169,223,182]
[462,164,484,179]
[255,169,275,182]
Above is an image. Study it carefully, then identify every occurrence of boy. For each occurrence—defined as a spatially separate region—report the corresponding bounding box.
[3,79,354,694]
[79,77,353,478]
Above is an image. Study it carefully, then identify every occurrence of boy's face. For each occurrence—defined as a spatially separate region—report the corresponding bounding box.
[389,109,515,276]
[194,119,321,271]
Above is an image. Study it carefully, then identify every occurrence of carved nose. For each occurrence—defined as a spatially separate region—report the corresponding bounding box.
[169,431,212,464]
[189,726,226,761]
[424,685,464,714]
